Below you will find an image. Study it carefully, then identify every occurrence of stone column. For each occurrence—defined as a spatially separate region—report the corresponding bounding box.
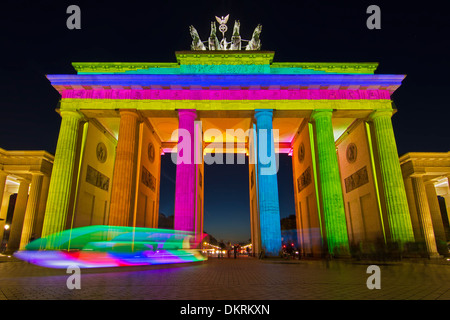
[6,179,30,253]
[174,110,197,232]
[444,175,450,227]
[0,171,6,210]
[109,110,139,227]
[0,189,13,245]
[310,109,349,255]
[248,123,261,257]
[41,110,83,245]
[425,181,447,252]
[411,176,440,258]
[0,172,7,241]
[403,177,421,240]
[254,110,282,257]
[368,110,414,243]
[19,173,43,250]
[33,174,51,239]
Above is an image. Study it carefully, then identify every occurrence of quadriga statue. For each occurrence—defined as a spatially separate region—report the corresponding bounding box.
[246,24,262,50]
[189,25,206,50]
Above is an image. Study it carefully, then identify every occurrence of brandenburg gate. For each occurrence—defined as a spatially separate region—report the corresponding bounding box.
[40,18,418,257]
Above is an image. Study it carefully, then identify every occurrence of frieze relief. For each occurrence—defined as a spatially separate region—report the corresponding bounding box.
[86,165,109,191]
[344,166,369,193]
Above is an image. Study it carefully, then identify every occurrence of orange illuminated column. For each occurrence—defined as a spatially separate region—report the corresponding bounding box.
[411,175,440,257]
[19,173,43,249]
[248,123,262,256]
[42,110,83,244]
[109,110,139,227]
[6,179,29,253]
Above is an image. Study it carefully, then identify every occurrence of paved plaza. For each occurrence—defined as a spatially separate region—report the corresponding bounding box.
[0,254,449,300]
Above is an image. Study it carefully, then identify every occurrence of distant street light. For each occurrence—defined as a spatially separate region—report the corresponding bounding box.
[4,224,9,230]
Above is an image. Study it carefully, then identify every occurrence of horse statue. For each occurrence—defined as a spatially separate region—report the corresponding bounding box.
[230,20,241,50]
[245,24,262,50]
[208,21,221,50]
[189,25,206,50]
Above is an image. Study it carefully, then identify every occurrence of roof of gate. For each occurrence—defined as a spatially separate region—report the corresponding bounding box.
[70,51,380,75]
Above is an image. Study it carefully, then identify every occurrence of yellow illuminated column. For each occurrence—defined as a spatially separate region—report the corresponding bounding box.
[403,177,421,240]
[6,179,30,253]
[33,174,51,239]
[109,110,139,227]
[411,175,440,258]
[444,175,450,227]
[425,181,447,252]
[19,173,43,249]
[0,178,12,243]
[368,110,414,243]
[0,171,6,209]
[41,110,83,244]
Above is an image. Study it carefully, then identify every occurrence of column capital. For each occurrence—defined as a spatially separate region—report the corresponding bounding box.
[177,109,197,119]
[29,171,45,177]
[410,172,427,178]
[368,109,394,121]
[119,109,139,118]
[310,109,333,121]
[59,109,83,120]
[254,109,273,119]
[424,179,437,187]
[16,177,31,185]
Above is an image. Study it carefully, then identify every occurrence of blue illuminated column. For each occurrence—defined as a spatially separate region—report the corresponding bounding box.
[254,110,282,257]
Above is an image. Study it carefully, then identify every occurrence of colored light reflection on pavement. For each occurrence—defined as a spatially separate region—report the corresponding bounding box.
[14,225,207,268]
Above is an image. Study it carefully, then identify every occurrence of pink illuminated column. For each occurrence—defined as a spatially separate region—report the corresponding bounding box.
[174,110,197,232]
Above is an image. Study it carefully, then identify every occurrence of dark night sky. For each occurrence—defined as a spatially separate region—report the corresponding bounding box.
[1,0,449,243]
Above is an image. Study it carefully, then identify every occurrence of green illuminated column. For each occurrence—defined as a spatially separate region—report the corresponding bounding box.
[411,176,440,257]
[19,173,43,249]
[109,110,139,227]
[310,110,349,255]
[41,110,83,245]
[368,110,414,243]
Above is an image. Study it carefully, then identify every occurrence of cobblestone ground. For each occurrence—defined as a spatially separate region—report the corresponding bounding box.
[0,254,448,300]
